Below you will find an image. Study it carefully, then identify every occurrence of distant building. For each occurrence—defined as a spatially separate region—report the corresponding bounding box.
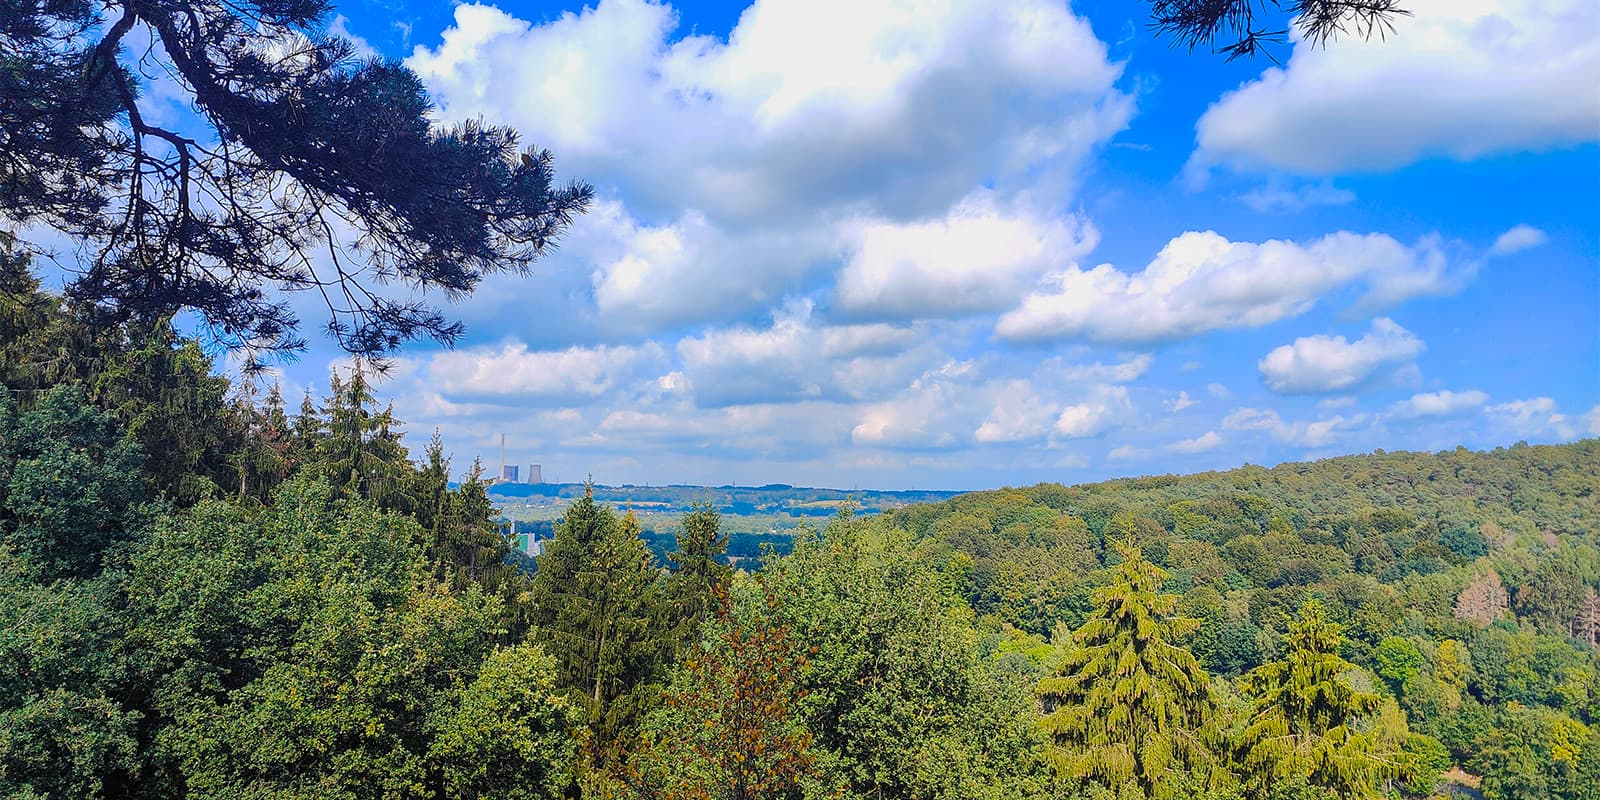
[527,464,543,484]
[501,464,519,483]
[510,531,543,557]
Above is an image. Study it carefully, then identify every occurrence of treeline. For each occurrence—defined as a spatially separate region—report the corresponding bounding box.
[1,265,1597,799]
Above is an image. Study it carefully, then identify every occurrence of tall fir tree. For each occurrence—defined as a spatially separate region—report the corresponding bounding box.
[1036,541,1217,799]
[528,488,670,775]
[663,502,732,652]
[311,366,412,511]
[1234,600,1408,800]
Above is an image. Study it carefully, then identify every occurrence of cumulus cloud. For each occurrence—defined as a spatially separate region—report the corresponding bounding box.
[1489,224,1548,257]
[405,0,1131,328]
[974,380,1058,444]
[1053,385,1131,438]
[1388,389,1489,419]
[587,205,833,329]
[1190,0,1600,176]
[1258,318,1425,394]
[1486,397,1575,439]
[675,302,939,407]
[423,341,667,403]
[1167,391,1197,412]
[1222,407,1370,447]
[835,192,1098,319]
[997,230,1459,344]
[1587,406,1600,436]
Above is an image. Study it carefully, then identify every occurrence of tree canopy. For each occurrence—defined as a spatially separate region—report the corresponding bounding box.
[1145,0,1411,61]
[0,0,590,364]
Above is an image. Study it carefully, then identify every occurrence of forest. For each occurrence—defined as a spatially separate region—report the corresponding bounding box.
[1,260,1596,800]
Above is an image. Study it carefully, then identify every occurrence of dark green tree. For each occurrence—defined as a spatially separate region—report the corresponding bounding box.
[126,477,578,798]
[663,502,732,651]
[528,489,669,774]
[0,385,145,797]
[2,0,591,363]
[311,366,412,510]
[0,385,146,580]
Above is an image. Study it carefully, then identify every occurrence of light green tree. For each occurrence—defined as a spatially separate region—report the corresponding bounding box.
[1036,541,1217,799]
[1234,600,1408,800]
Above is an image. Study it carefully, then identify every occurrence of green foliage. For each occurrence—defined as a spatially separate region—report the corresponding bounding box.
[629,577,816,800]
[1470,703,1600,800]
[0,385,146,579]
[126,478,574,799]
[1037,542,1217,799]
[311,367,414,510]
[0,548,138,798]
[764,514,1053,799]
[1372,636,1424,696]
[1233,601,1408,800]
[430,644,581,800]
[529,489,671,771]
[663,502,733,652]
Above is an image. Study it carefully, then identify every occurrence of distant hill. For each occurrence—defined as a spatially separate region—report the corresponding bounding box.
[486,480,960,516]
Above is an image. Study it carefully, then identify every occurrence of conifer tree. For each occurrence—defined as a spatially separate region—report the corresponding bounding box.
[1235,600,1408,800]
[311,366,411,510]
[1036,541,1216,799]
[529,489,669,773]
[664,502,733,652]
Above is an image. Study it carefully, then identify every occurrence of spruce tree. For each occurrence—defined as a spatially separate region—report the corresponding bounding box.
[1235,600,1408,799]
[529,489,669,772]
[663,502,732,651]
[311,366,411,510]
[1036,541,1216,799]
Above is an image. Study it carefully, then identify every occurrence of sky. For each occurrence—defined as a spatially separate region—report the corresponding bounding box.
[149,0,1600,488]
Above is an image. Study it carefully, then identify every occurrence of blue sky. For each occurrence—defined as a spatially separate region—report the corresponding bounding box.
[265,0,1597,489]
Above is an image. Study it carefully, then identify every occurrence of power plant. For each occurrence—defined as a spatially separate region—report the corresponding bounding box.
[493,434,543,484]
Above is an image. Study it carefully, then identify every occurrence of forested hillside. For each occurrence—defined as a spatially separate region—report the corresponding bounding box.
[1,265,1596,800]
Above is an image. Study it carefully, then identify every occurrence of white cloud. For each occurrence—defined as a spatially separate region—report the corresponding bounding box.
[1258,318,1425,394]
[1190,0,1600,176]
[423,341,666,403]
[1169,431,1223,453]
[405,0,1133,331]
[835,193,1098,319]
[1207,383,1230,399]
[1167,390,1197,412]
[408,0,1129,220]
[997,230,1459,344]
[851,382,967,449]
[974,380,1058,444]
[1486,397,1575,439]
[1489,224,1548,257]
[1388,389,1489,419]
[1108,444,1147,460]
[1240,181,1355,213]
[1586,405,1600,436]
[1222,407,1370,447]
[1055,354,1154,385]
[1053,385,1131,438]
[589,205,833,329]
[675,302,938,407]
